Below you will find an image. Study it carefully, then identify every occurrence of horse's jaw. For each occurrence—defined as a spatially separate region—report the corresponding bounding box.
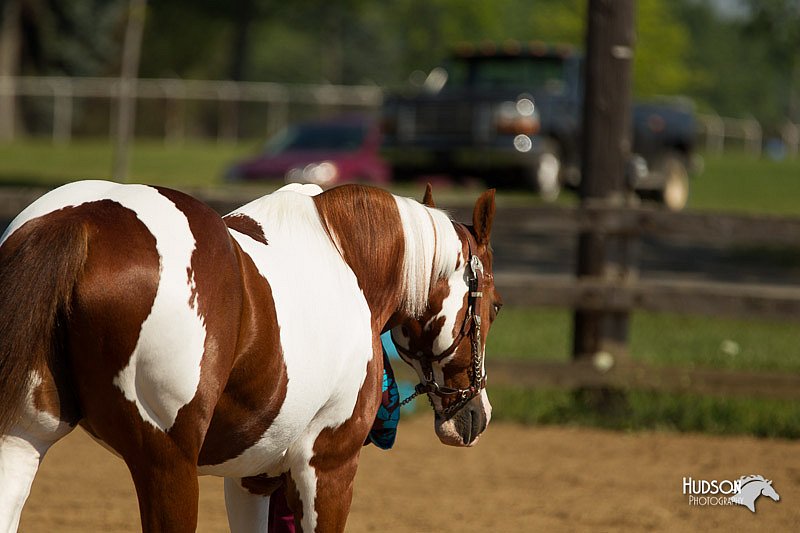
[433,391,492,447]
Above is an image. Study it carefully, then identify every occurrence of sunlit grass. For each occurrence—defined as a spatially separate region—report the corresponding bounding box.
[0,138,253,187]
[486,306,800,373]
[488,387,800,439]
[688,152,800,215]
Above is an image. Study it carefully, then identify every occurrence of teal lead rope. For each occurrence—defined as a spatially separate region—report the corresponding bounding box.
[366,348,400,449]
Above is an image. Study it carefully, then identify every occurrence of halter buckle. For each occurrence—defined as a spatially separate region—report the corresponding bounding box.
[470,254,484,276]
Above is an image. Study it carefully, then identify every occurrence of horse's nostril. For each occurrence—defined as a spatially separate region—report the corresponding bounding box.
[470,409,481,442]
[453,404,486,445]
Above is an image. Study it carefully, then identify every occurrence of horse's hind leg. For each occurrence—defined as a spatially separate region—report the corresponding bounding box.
[223,477,272,532]
[0,430,63,532]
[125,451,200,533]
[0,379,75,533]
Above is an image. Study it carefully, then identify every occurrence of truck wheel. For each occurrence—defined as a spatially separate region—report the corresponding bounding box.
[658,154,689,211]
[527,141,561,201]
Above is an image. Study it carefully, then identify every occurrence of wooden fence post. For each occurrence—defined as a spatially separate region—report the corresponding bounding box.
[572,0,636,369]
[112,0,147,182]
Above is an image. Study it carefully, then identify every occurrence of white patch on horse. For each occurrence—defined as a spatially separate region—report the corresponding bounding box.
[3,180,207,432]
[200,191,373,498]
[429,265,469,358]
[277,182,323,196]
[2,180,118,245]
[110,187,206,432]
[0,372,74,532]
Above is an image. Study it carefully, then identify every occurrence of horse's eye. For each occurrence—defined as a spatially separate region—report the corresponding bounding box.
[492,302,503,316]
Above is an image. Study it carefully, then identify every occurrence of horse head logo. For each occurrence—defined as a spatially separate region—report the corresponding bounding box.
[730,475,780,513]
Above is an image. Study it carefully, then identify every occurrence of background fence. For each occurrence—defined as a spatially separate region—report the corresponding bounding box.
[0,76,383,144]
[1,186,797,401]
[446,202,800,401]
[1,76,799,158]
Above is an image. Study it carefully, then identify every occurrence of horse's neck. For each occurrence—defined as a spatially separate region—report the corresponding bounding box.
[312,190,408,329]
[232,188,410,329]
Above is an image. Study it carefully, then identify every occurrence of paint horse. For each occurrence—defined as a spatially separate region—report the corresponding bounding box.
[0,180,501,532]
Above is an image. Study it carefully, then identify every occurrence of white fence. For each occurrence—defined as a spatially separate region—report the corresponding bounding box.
[696,113,798,158]
[0,76,383,143]
[0,76,797,158]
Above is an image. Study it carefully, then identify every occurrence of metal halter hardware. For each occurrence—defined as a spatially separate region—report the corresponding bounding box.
[395,226,487,419]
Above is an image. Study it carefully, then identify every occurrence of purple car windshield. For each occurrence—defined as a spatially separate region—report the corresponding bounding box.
[266,124,367,153]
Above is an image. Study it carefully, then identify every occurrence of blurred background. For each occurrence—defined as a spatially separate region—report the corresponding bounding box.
[0,0,798,442]
[5,1,800,530]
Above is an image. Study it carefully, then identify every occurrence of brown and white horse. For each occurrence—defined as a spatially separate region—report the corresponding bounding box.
[0,181,500,532]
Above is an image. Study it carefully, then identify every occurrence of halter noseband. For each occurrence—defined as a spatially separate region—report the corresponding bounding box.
[395,225,487,419]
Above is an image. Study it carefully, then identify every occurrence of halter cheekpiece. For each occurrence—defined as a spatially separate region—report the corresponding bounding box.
[395,224,488,419]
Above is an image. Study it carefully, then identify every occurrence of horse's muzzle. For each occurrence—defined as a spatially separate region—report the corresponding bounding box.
[434,393,491,447]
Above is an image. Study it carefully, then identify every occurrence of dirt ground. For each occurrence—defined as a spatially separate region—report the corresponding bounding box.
[19,415,799,532]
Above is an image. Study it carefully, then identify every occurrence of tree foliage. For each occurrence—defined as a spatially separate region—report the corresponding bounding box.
[0,0,797,128]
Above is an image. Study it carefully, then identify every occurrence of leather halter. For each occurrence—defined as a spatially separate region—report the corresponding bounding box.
[393,224,487,419]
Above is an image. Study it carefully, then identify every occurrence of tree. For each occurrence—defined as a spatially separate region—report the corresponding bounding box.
[745,0,800,122]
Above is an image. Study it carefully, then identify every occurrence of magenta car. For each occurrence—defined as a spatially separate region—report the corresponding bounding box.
[224,115,390,186]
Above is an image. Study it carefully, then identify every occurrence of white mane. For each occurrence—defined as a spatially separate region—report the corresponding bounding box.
[393,196,461,317]
[738,474,769,485]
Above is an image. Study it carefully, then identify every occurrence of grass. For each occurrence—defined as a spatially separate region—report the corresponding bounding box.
[487,387,800,439]
[484,306,800,438]
[486,306,800,373]
[0,138,253,186]
[687,152,800,215]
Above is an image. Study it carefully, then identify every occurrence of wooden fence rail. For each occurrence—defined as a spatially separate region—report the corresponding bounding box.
[484,202,800,400]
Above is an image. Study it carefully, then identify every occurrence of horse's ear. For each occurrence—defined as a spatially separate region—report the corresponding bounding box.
[422,183,436,208]
[472,189,496,245]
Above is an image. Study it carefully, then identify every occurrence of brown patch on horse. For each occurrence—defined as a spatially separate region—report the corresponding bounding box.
[224,213,268,245]
[198,236,289,465]
[64,200,162,439]
[313,185,406,327]
[32,359,81,427]
[284,471,305,530]
[0,208,89,434]
[240,474,284,496]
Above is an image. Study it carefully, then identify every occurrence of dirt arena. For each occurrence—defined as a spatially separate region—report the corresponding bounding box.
[19,415,799,532]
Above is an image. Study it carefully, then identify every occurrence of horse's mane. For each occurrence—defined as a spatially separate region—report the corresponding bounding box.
[307,185,461,318]
[231,184,462,318]
[738,474,769,485]
[393,195,460,317]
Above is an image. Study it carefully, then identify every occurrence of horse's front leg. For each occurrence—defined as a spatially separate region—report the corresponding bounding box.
[286,447,361,533]
[288,371,381,531]
[283,337,382,532]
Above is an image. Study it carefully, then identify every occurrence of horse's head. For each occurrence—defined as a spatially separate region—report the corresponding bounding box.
[762,480,780,502]
[391,186,501,447]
